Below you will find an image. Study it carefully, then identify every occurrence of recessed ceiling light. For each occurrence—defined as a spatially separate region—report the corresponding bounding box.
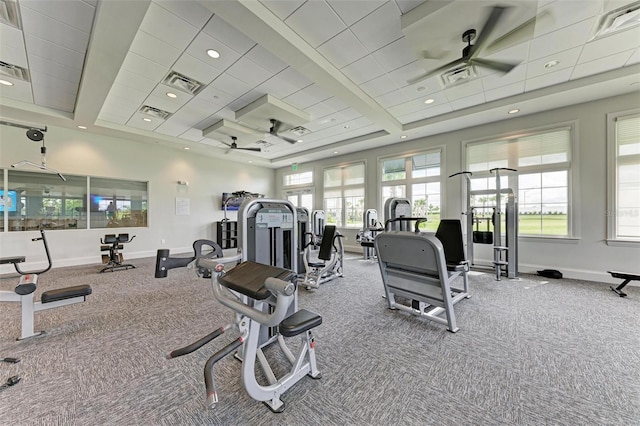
[544,60,560,69]
[77,125,87,130]
[424,98,435,104]
[508,109,520,114]
[184,147,190,150]
[344,125,350,129]
[400,135,407,139]
[207,49,220,59]
[0,79,13,86]
[333,151,339,154]
[166,92,178,98]
[248,160,253,163]
[143,118,152,122]
[297,139,303,143]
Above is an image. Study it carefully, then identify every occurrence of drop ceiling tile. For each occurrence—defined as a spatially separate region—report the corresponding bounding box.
[375,88,411,108]
[27,55,82,85]
[125,112,164,131]
[399,101,453,123]
[245,45,288,74]
[257,68,312,99]
[326,0,387,26]
[305,108,361,132]
[526,47,581,79]
[401,75,444,99]
[528,18,595,61]
[155,0,214,29]
[305,101,338,120]
[31,86,75,112]
[20,0,95,33]
[285,0,346,48]
[210,73,252,99]
[100,95,139,121]
[341,54,385,85]
[155,119,191,137]
[20,6,90,53]
[283,84,332,110]
[484,81,525,102]
[226,56,275,87]
[107,82,150,108]
[145,83,193,113]
[350,1,402,52]
[572,49,636,80]
[121,52,169,82]
[203,15,257,55]
[386,60,429,88]
[371,37,416,73]
[29,71,78,97]
[0,79,32,103]
[98,110,129,125]
[535,0,602,38]
[449,92,486,111]
[129,30,182,68]
[172,96,224,125]
[443,79,484,102]
[322,96,349,112]
[185,32,242,72]
[579,26,640,64]
[197,85,237,108]
[172,53,222,86]
[0,24,27,66]
[317,29,368,69]
[139,2,200,50]
[260,0,306,20]
[360,74,399,98]
[524,67,572,91]
[23,34,85,70]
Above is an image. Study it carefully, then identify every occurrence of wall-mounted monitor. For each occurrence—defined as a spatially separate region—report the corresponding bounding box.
[221,192,243,211]
[0,190,18,212]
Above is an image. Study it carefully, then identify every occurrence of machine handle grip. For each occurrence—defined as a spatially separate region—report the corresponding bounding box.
[489,167,517,173]
[265,277,295,296]
[448,171,472,178]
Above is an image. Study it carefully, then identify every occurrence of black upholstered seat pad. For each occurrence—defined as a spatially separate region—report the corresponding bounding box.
[41,285,92,303]
[0,256,26,265]
[280,309,322,337]
[219,261,295,300]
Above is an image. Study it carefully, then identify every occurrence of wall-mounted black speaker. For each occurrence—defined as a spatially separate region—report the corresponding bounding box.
[26,128,44,141]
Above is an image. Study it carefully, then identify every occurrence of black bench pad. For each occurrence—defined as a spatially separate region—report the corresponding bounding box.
[218,261,295,300]
[0,256,26,265]
[41,285,92,304]
[280,309,322,337]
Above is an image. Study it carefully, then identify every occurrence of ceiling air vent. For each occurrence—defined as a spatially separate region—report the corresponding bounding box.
[441,64,477,87]
[163,71,204,95]
[0,61,29,81]
[289,126,311,136]
[591,1,640,40]
[139,105,171,120]
[0,0,21,29]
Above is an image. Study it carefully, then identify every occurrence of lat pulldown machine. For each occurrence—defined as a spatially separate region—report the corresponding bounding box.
[450,168,519,280]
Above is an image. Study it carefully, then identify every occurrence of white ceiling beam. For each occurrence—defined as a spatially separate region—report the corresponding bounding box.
[74,0,152,126]
[199,0,403,134]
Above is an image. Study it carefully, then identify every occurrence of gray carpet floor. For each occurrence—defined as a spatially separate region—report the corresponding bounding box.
[0,254,638,425]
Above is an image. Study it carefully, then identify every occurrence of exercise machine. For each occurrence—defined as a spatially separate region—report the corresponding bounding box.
[608,271,639,297]
[384,198,413,231]
[310,210,325,249]
[357,209,383,260]
[168,259,322,413]
[155,239,226,279]
[301,225,344,289]
[449,168,519,280]
[0,231,91,339]
[99,233,136,273]
[295,207,311,275]
[375,226,470,333]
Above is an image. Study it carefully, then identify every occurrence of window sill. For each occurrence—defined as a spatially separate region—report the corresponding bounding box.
[520,236,580,244]
[606,239,640,247]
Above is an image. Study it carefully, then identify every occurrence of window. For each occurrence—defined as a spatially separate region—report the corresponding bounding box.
[608,112,640,240]
[323,162,365,228]
[285,188,313,213]
[283,170,313,186]
[0,169,148,232]
[90,177,148,229]
[466,127,573,237]
[380,151,441,231]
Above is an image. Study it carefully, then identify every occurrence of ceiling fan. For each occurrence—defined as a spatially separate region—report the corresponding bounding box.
[408,5,528,85]
[220,136,261,154]
[268,119,298,144]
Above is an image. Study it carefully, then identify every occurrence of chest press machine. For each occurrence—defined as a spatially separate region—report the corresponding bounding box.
[0,230,92,340]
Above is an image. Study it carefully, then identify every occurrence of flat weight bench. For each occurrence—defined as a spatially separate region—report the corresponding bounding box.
[2,275,92,340]
[608,271,639,297]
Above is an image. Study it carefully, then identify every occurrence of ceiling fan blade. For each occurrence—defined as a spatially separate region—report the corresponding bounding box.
[270,119,282,134]
[471,58,519,74]
[279,134,298,144]
[407,57,467,85]
[237,147,262,152]
[485,9,552,55]
[470,5,509,59]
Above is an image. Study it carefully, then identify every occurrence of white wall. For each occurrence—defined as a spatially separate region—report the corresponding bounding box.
[0,125,275,273]
[275,93,640,284]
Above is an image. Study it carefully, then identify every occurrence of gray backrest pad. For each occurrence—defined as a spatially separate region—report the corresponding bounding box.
[375,232,447,279]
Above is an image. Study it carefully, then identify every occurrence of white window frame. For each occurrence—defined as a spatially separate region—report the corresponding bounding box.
[323,161,366,228]
[282,168,314,212]
[462,122,579,239]
[607,109,640,245]
[282,169,313,187]
[379,148,443,231]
